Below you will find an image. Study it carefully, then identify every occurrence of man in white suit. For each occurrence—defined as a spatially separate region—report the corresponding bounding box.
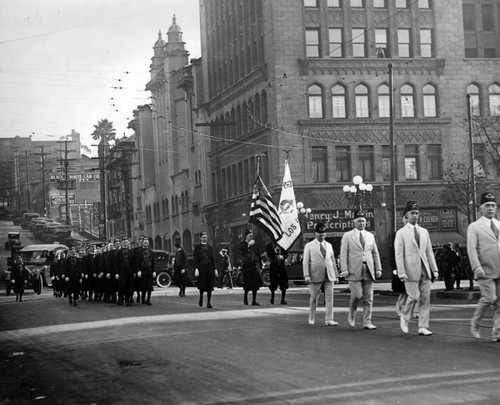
[303,223,338,326]
[340,211,382,330]
[395,201,438,336]
[467,192,500,341]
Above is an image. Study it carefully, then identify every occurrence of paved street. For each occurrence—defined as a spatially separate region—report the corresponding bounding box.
[1,221,499,404]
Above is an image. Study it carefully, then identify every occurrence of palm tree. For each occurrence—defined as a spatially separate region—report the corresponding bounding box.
[92,118,115,241]
[91,118,116,145]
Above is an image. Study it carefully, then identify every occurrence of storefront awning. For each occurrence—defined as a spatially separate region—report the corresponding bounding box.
[430,231,467,248]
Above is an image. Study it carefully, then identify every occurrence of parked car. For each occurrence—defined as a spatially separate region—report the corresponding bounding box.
[20,212,40,229]
[153,249,173,288]
[5,231,21,250]
[260,250,305,287]
[42,226,70,243]
[17,244,69,292]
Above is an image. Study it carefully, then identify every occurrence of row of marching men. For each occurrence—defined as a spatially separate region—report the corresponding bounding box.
[50,235,156,307]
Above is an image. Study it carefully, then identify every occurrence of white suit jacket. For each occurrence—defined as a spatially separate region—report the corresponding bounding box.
[303,238,337,283]
[340,229,382,280]
[467,216,500,279]
[395,223,438,281]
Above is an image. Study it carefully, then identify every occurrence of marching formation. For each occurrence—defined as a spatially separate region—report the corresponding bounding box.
[50,235,156,307]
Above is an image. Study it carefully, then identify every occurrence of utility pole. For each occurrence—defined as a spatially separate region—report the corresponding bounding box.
[57,139,76,227]
[99,139,108,241]
[34,146,49,216]
[466,94,477,222]
[388,63,396,235]
[13,150,20,213]
[24,150,31,211]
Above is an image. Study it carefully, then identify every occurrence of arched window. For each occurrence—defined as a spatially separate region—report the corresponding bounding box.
[236,105,242,137]
[224,112,231,141]
[242,101,248,134]
[401,84,415,117]
[308,84,323,118]
[230,108,236,139]
[355,84,369,117]
[254,93,261,125]
[489,83,500,116]
[423,84,437,117]
[248,97,255,131]
[332,85,346,118]
[261,90,268,124]
[378,84,390,117]
[467,84,480,116]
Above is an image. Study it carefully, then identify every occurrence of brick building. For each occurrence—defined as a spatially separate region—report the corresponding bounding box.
[194,0,500,274]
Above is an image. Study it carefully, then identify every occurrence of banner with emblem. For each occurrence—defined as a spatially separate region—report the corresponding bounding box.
[276,160,301,251]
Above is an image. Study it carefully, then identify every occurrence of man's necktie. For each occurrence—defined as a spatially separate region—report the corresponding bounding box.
[492,220,499,239]
[414,226,420,247]
[320,242,326,258]
[360,231,365,249]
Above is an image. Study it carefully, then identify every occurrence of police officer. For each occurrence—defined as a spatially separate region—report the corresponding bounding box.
[266,241,288,305]
[64,248,82,306]
[137,239,156,305]
[132,235,145,303]
[117,237,135,306]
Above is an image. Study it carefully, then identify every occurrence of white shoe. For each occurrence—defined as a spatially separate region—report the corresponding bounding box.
[348,311,355,327]
[418,328,433,336]
[364,324,377,330]
[400,315,409,334]
[470,322,480,339]
[308,318,314,325]
[325,321,338,326]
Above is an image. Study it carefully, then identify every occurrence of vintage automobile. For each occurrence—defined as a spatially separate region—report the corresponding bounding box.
[5,231,21,250]
[260,250,305,287]
[16,244,69,293]
[153,249,174,288]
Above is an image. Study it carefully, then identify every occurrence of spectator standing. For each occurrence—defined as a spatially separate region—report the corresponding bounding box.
[439,242,460,291]
[467,192,500,341]
[340,211,382,330]
[173,241,189,297]
[239,229,262,306]
[302,222,338,326]
[13,255,27,302]
[395,201,439,336]
[217,248,233,289]
[193,232,217,308]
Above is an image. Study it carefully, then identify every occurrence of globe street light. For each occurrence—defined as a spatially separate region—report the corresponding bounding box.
[343,176,373,211]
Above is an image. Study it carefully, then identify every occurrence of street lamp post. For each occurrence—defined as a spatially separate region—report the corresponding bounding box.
[342,175,373,211]
[296,201,312,246]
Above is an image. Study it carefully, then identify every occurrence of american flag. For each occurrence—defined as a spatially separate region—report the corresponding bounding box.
[249,175,283,241]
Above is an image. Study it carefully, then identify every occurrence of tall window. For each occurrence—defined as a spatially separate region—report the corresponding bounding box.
[482,4,495,31]
[378,84,390,118]
[463,4,476,31]
[382,145,395,181]
[396,0,408,7]
[405,145,419,180]
[351,0,364,7]
[355,84,369,117]
[312,147,327,183]
[375,29,389,57]
[423,84,437,117]
[308,85,323,118]
[352,29,366,57]
[427,145,442,180]
[306,29,320,57]
[329,28,343,57]
[401,84,415,117]
[332,85,347,118]
[358,146,374,181]
[420,29,433,57]
[304,0,318,6]
[419,0,430,8]
[374,0,386,7]
[398,29,411,58]
[336,146,351,182]
[327,0,341,6]
[467,84,480,116]
[489,84,500,116]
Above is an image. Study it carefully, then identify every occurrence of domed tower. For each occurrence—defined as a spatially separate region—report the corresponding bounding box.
[165,15,189,72]
[150,30,165,77]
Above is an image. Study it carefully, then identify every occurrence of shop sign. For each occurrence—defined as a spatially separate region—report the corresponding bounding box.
[303,209,375,237]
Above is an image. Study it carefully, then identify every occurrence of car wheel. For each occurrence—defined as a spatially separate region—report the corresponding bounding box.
[261,270,271,288]
[156,272,172,288]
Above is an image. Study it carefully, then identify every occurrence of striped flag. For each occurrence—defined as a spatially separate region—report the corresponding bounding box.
[249,175,283,241]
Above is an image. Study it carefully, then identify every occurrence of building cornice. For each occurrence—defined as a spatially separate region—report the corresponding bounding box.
[299,58,446,76]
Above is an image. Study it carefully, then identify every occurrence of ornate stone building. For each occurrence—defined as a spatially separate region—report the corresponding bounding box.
[196,0,500,273]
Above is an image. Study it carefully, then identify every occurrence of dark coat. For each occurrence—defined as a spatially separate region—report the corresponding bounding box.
[193,243,216,292]
[173,248,188,286]
[136,247,155,291]
[240,241,261,292]
[117,248,135,290]
[266,242,288,292]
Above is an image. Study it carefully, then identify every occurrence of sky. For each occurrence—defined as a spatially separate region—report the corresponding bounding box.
[0,0,201,155]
